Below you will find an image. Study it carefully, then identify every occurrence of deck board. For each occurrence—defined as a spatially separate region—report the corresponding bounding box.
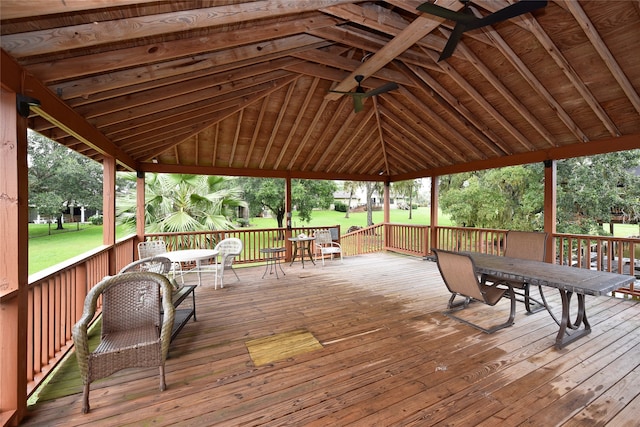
[21,253,640,426]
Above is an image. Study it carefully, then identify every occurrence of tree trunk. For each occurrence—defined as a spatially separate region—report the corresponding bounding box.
[345,190,353,219]
[366,182,374,226]
[56,215,64,230]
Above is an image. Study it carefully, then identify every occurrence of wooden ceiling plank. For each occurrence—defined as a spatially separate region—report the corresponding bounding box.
[347,130,384,175]
[324,0,462,100]
[380,103,453,166]
[59,35,331,103]
[212,123,219,167]
[425,48,536,152]
[259,78,299,169]
[384,95,467,163]
[373,97,391,176]
[300,97,353,170]
[27,16,338,84]
[403,62,510,156]
[445,28,557,148]
[273,77,320,169]
[310,107,362,172]
[522,10,620,138]
[286,98,332,170]
[325,109,376,172]
[142,74,299,161]
[2,0,357,58]
[79,59,299,119]
[109,81,279,143]
[565,0,640,116]
[245,97,270,168]
[229,110,243,168]
[0,0,160,20]
[480,22,588,143]
[335,125,379,174]
[397,85,486,160]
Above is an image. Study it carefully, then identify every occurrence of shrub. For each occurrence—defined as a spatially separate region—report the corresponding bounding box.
[334,201,348,212]
[89,214,103,225]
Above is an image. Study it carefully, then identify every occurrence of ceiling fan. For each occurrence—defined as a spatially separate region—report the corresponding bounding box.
[417,0,548,61]
[330,75,399,113]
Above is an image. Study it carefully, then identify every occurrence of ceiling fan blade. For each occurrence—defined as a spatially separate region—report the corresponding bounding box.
[416,2,475,24]
[364,82,399,98]
[439,22,467,61]
[466,0,547,30]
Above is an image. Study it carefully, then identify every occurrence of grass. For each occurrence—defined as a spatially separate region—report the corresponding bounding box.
[28,224,129,275]
[249,206,449,229]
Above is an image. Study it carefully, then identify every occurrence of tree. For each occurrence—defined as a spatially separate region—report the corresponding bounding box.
[342,181,361,219]
[438,150,640,234]
[116,173,246,233]
[439,165,545,230]
[364,181,383,226]
[393,179,421,219]
[28,130,103,230]
[556,151,640,234]
[237,178,336,228]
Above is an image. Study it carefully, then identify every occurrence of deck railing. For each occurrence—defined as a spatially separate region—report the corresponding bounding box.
[24,224,638,400]
[26,235,135,395]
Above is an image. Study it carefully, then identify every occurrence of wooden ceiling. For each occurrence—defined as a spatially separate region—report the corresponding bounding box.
[1,0,639,181]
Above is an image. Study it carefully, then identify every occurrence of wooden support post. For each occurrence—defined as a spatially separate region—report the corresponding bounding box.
[284,175,293,261]
[103,156,116,275]
[430,176,439,253]
[136,171,146,258]
[544,160,557,263]
[0,88,29,426]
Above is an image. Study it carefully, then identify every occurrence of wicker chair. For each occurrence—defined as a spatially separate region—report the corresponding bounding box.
[138,240,183,283]
[206,237,243,289]
[119,256,172,275]
[72,272,175,413]
[313,228,343,266]
[434,249,516,334]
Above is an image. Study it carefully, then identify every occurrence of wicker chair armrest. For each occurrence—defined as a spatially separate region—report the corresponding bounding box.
[159,277,176,360]
[71,275,113,379]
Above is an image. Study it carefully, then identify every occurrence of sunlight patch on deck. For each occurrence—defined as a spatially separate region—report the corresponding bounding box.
[246,330,323,366]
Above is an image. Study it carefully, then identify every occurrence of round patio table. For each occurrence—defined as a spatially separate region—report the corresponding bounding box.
[164,249,218,286]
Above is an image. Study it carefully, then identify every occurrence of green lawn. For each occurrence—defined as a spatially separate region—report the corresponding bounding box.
[249,206,449,229]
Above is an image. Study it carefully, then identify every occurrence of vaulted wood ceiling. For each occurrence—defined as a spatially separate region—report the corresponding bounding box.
[2,0,639,181]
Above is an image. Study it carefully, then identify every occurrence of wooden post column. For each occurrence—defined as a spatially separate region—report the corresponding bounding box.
[135,171,146,257]
[430,176,439,253]
[103,156,117,275]
[284,175,293,261]
[0,88,29,426]
[544,160,557,263]
[383,181,391,248]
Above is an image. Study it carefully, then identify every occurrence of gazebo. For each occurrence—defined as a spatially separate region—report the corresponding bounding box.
[1,1,639,424]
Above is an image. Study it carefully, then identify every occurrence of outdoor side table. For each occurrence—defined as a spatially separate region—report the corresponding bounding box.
[261,247,286,278]
[288,236,316,268]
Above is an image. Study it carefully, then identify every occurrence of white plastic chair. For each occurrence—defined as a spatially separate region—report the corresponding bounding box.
[313,229,343,266]
[206,238,243,289]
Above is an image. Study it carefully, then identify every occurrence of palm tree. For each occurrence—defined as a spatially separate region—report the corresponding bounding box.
[117,173,247,233]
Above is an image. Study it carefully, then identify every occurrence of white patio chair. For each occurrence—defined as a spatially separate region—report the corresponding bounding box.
[202,237,243,289]
[313,228,343,266]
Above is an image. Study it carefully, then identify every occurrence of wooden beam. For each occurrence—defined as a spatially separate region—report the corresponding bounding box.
[0,0,160,20]
[2,0,357,58]
[391,133,640,181]
[0,50,137,171]
[565,0,640,116]
[325,0,463,100]
[522,8,620,137]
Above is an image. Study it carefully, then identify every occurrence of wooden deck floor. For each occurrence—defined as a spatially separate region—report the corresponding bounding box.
[21,253,640,426]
